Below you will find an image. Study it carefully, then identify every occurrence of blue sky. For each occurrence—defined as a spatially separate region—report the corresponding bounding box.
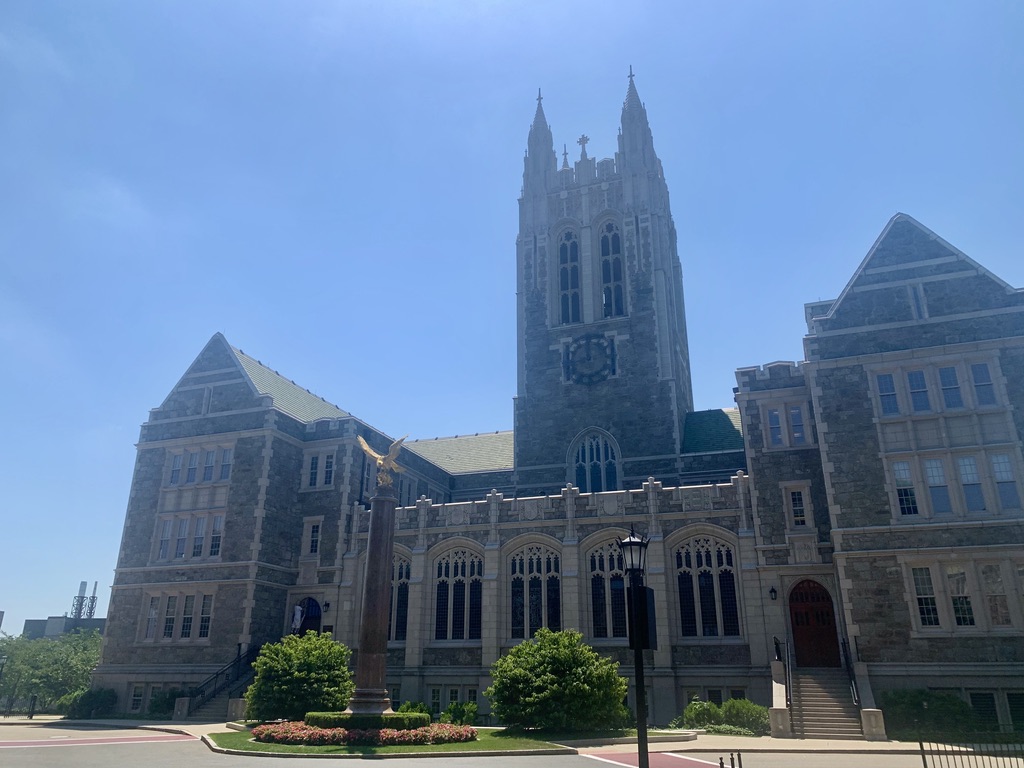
[1,1,1022,635]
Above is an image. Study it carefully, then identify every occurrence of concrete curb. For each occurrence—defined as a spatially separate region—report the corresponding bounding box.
[201,733,578,759]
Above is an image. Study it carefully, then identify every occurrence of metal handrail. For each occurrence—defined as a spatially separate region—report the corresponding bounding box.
[186,644,262,717]
[784,639,794,709]
[840,638,860,708]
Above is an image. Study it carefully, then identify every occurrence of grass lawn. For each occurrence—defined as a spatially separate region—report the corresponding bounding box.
[208,728,568,755]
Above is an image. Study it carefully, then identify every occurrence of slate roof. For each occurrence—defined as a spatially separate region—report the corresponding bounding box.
[232,346,351,423]
[406,431,514,474]
[681,408,744,453]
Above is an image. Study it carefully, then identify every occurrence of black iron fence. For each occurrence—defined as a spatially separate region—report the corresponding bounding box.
[920,734,1024,768]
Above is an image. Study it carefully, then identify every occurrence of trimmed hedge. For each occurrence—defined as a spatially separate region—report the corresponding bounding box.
[253,721,476,746]
[304,711,431,730]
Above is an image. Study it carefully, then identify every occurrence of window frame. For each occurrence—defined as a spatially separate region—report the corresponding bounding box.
[139,590,216,644]
[782,482,813,529]
[167,444,234,487]
[302,448,339,492]
[761,402,814,450]
[903,559,1024,635]
[508,543,562,640]
[886,450,1024,521]
[433,549,484,642]
[674,535,743,641]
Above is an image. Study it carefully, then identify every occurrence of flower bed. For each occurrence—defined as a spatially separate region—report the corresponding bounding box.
[252,721,478,747]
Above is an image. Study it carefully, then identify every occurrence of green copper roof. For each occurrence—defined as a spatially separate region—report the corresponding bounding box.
[681,408,744,453]
[232,346,351,423]
[406,431,514,474]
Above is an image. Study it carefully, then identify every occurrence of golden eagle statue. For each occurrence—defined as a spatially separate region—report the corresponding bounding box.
[357,434,407,488]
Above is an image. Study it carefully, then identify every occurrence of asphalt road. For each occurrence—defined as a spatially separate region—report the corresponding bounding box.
[0,722,939,768]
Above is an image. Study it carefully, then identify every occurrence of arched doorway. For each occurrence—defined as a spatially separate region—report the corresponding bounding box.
[788,580,841,667]
[291,597,322,635]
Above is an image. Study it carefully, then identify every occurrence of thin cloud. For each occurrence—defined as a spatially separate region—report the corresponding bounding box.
[0,28,73,81]
[66,175,155,230]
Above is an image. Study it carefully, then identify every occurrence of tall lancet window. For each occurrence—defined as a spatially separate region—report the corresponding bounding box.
[434,550,483,641]
[589,542,628,639]
[559,231,581,324]
[571,430,620,493]
[389,556,411,642]
[510,545,561,638]
[676,537,741,638]
[600,222,625,317]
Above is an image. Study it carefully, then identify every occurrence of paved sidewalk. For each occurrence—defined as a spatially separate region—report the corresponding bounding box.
[3,716,925,755]
[576,733,922,755]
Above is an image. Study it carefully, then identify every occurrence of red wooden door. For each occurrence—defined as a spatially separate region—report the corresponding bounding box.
[788,580,841,667]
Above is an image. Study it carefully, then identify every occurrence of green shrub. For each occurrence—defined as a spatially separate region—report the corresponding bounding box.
[396,700,432,715]
[720,698,770,735]
[878,689,981,739]
[60,688,118,719]
[304,711,431,730]
[148,688,189,717]
[245,631,355,722]
[440,701,477,725]
[679,697,723,728]
[485,628,629,732]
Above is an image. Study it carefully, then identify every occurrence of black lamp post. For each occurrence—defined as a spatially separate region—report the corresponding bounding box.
[619,527,650,768]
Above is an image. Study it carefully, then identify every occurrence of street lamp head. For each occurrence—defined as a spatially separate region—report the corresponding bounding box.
[618,525,649,575]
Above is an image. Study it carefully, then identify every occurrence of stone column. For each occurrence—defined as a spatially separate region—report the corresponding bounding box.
[346,484,398,714]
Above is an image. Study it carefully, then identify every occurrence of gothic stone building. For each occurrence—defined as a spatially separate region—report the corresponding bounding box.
[93,77,1024,732]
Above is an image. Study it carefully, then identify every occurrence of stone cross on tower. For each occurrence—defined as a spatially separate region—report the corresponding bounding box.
[577,134,589,160]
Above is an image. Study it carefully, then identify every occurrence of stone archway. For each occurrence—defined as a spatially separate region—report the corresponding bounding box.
[292,597,322,635]
[788,579,841,667]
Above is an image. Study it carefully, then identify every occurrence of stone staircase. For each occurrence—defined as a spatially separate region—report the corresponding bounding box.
[791,667,863,740]
[186,689,232,722]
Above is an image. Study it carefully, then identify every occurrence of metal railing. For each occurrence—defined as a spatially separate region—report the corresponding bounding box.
[186,644,262,717]
[840,638,860,708]
[920,734,1024,767]
[771,635,794,709]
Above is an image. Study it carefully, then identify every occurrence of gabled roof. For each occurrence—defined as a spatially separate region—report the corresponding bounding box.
[163,333,351,424]
[681,408,744,454]
[406,431,514,474]
[810,212,1019,326]
[230,343,350,423]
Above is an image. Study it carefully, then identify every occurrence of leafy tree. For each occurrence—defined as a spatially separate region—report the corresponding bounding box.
[244,631,354,722]
[0,630,102,713]
[485,628,629,731]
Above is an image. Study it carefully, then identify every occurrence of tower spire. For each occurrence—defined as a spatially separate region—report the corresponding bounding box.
[532,88,546,128]
[524,87,556,190]
[623,65,643,113]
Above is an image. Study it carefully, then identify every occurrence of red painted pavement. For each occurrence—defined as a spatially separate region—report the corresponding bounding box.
[584,752,723,768]
[0,732,197,749]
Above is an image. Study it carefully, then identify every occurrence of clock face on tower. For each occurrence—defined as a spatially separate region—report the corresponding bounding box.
[567,334,614,385]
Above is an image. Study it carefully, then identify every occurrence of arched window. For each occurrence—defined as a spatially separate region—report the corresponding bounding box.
[559,231,581,324]
[388,556,411,642]
[510,545,561,638]
[600,222,625,318]
[571,430,620,493]
[434,550,483,641]
[589,542,627,639]
[676,537,741,638]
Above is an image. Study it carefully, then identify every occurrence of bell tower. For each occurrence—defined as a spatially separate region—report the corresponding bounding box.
[513,71,694,497]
